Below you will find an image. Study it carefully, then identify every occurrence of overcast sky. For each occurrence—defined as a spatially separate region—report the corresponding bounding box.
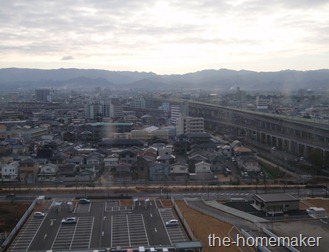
[1,0,328,74]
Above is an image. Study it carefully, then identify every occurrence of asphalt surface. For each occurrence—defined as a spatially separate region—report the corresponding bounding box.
[7,198,189,251]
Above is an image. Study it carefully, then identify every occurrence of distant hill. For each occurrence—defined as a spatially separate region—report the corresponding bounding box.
[1,67,329,91]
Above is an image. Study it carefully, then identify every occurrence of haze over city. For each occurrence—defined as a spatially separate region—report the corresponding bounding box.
[1,0,329,74]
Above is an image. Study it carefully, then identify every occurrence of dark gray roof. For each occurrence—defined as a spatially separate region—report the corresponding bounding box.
[254,193,299,203]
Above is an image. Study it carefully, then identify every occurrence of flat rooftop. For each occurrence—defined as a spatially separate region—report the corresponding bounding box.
[254,193,299,203]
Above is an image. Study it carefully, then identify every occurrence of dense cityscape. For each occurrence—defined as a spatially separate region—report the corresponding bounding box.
[0,82,329,251]
[1,0,329,250]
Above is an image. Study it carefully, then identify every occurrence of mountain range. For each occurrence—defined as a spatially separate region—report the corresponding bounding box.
[1,68,329,91]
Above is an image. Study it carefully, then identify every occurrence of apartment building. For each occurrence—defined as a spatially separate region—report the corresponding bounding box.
[176,115,204,135]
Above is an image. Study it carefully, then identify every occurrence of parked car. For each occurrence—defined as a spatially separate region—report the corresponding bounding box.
[33,211,45,218]
[6,193,15,198]
[165,219,178,226]
[78,198,90,204]
[61,217,77,224]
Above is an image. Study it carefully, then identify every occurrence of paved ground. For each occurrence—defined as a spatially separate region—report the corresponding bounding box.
[7,198,189,251]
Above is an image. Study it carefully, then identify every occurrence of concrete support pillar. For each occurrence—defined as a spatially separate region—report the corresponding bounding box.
[324,150,329,163]
[272,136,277,147]
[290,141,297,154]
[287,140,291,152]
[266,134,271,146]
[298,143,305,157]
[283,139,289,152]
[261,132,266,144]
[257,132,261,142]
[278,138,283,150]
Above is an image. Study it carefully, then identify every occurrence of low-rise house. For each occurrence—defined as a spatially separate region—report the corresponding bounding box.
[156,155,175,165]
[233,146,254,156]
[187,153,209,172]
[115,163,132,179]
[191,161,214,181]
[149,163,170,181]
[76,164,96,182]
[66,155,84,165]
[62,131,76,142]
[38,163,58,182]
[195,161,212,173]
[219,145,231,157]
[57,163,77,182]
[119,150,138,164]
[131,157,151,180]
[172,139,191,154]
[19,157,39,183]
[18,127,49,141]
[158,145,173,156]
[252,193,299,216]
[49,153,68,164]
[169,163,189,181]
[208,153,226,172]
[1,161,19,182]
[104,154,119,171]
[63,146,79,158]
[143,147,158,161]
[199,142,217,152]
[98,139,144,149]
[11,144,29,155]
[86,152,104,171]
[0,141,12,155]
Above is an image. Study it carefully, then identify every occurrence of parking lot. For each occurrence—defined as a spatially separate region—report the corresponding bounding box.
[7,198,190,251]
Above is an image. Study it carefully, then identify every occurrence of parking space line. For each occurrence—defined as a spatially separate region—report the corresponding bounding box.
[69,220,79,250]
[7,215,46,252]
[126,215,131,246]
[158,208,189,244]
[71,216,94,249]
[158,208,172,245]
[51,218,79,250]
[141,214,150,246]
[110,216,113,247]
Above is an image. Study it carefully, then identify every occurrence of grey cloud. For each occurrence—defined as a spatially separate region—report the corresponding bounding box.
[61,56,74,61]
[1,0,328,71]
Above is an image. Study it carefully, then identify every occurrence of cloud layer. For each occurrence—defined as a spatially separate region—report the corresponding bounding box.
[1,0,328,74]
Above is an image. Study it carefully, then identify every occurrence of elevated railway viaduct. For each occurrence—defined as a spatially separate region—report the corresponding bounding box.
[145,98,329,164]
[188,101,329,162]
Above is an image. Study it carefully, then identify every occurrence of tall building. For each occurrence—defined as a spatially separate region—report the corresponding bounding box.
[176,115,204,135]
[130,96,146,109]
[85,99,124,120]
[170,102,189,125]
[109,99,123,119]
[85,102,102,120]
[35,89,51,102]
[101,102,111,117]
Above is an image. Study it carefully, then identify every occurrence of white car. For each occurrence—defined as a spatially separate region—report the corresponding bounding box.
[33,211,45,218]
[61,217,77,224]
[78,198,90,204]
[165,219,178,226]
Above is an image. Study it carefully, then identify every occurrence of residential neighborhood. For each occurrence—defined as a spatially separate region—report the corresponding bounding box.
[0,89,271,189]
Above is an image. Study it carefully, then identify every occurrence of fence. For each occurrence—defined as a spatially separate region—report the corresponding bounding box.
[171,197,196,240]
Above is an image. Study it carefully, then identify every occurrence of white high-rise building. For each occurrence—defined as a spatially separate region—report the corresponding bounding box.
[176,115,204,135]
[85,102,102,120]
[109,99,123,118]
[170,102,189,125]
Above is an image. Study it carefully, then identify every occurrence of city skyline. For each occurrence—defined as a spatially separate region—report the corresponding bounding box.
[1,0,329,74]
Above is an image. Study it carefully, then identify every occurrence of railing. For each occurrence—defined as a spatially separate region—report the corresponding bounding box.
[171,197,196,240]
[0,199,36,252]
